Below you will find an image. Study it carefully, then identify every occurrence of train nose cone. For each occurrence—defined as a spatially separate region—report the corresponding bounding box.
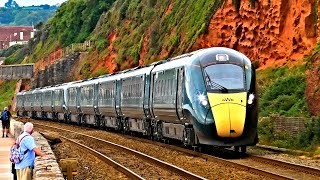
[207,92,247,138]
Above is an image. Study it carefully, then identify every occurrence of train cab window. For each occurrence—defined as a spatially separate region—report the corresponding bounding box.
[203,64,244,91]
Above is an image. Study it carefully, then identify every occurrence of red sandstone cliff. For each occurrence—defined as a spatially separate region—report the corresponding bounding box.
[195,0,318,69]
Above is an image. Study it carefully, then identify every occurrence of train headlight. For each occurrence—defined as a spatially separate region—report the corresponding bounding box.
[248,94,255,105]
[198,93,209,107]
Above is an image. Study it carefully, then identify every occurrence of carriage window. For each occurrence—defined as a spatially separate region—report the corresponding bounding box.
[54,90,63,106]
[69,88,77,105]
[81,86,94,105]
[34,93,41,106]
[43,92,51,105]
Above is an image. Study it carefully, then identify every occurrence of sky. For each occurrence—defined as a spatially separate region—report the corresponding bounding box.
[0,0,68,7]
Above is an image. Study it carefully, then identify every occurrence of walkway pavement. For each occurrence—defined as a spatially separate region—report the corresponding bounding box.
[0,130,14,180]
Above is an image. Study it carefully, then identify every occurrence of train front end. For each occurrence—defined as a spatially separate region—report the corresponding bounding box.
[187,47,258,149]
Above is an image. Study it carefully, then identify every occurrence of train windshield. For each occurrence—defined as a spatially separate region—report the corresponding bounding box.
[203,64,244,92]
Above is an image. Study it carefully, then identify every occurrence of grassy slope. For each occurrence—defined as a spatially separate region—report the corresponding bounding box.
[0,80,17,111]
[88,0,223,72]
[25,0,116,63]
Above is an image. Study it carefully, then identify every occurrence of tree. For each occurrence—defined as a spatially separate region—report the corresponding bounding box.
[4,0,19,9]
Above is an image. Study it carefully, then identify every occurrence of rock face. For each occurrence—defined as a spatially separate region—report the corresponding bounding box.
[194,0,318,68]
[32,53,80,88]
[306,52,320,116]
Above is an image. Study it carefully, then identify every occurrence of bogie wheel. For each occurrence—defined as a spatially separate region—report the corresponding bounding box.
[240,146,247,153]
[234,146,240,152]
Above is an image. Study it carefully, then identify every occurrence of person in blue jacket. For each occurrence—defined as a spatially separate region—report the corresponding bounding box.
[15,122,46,180]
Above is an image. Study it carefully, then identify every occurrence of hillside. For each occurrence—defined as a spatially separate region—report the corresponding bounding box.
[86,0,318,74]
[1,0,320,116]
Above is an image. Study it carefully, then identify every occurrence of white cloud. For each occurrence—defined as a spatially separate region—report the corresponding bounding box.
[0,0,68,7]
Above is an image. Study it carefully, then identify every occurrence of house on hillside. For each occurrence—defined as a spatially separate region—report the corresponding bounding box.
[0,26,35,49]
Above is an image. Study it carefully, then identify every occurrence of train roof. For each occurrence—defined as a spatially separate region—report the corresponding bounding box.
[68,77,101,87]
[17,91,26,95]
[120,65,154,79]
[54,80,83,89]
[152,54,193,72]
[195,47,252,65]
[21,47,252,92]
[97,73,122,83]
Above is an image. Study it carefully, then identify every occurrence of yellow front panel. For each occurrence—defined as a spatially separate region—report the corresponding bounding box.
[208,92,247,138]
[211,104,230,137]
[229,103,246,137]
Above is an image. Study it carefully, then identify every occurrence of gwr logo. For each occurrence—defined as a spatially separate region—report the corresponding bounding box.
[222,98,234,102]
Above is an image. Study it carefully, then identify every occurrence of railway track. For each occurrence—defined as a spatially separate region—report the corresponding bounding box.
[30,121,206,180]
[136,135,320,179]
[60,135,144,180]
[18,118,320,179]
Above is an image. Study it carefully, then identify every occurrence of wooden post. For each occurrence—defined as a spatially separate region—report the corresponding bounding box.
[67,162,72,180]
[59,158,78,179]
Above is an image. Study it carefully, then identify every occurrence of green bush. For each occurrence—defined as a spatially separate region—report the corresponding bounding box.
[91,66,108,77]
[0,80,17,110]
[96,39,109,52]
[257,66,310,117]
[3,45,29,65]
[296,118,320,149]
[258,118,274,144]
[0,44,24,57]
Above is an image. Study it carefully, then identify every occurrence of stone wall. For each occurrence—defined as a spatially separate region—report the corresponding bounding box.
[260,116,310,137]
[32,52,80,88]
[272,116,308,136]
[10,120,64,180]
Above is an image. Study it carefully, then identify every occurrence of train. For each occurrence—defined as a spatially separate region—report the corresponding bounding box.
[16,47,258,152]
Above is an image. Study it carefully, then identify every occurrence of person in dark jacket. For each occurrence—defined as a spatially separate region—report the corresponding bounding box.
[1,107,12,138]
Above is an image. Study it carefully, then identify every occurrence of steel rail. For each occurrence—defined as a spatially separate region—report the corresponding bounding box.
[33,122,206,180]
[169,149,293,180]
[249,155,320,177]
[256,144,309,155]
[59,135,144,180]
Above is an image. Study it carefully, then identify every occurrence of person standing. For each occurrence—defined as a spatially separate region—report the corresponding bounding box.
[1,107,12,138]
[15,122,46,180]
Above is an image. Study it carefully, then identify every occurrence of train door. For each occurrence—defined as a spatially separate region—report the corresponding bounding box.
[149,73,156,118]
[176,67,185,121]
[115,80,122,116]
[93,83,99,111]
[143,74,151,118]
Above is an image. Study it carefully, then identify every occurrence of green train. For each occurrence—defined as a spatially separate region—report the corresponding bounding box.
[17,47,258,152]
